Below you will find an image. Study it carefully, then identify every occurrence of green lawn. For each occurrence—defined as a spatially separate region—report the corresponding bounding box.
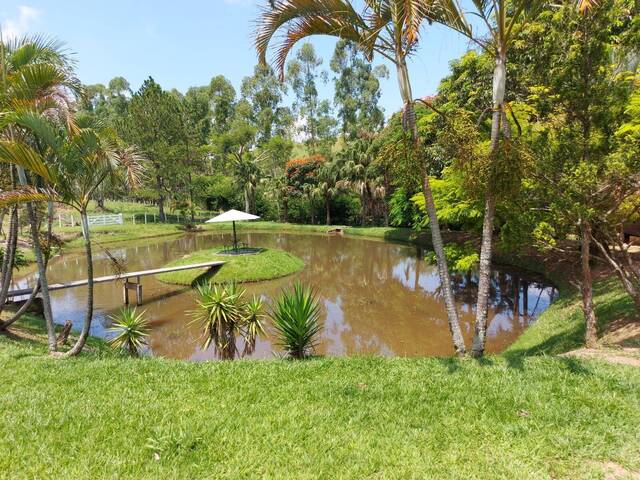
[0,326,638,479]
[156,247,304,286]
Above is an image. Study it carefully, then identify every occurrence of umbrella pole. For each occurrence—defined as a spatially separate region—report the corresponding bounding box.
[233,221,238,252]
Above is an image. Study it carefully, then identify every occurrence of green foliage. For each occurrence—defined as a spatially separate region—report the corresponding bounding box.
[0,247,29,269]
[388,187,420,228]
[425,241,479,274]
[191,282,265,359]
[107,307,150,357]
[269,282,322,359]
[330,39,387,138]
[410,170,483,231]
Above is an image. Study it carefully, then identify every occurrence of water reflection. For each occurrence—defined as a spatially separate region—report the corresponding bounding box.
[13,232,557,359]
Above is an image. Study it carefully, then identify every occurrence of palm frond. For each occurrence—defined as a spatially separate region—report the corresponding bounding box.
[0,140,53,182]
[0,187,59,208]
[255,0,366,77]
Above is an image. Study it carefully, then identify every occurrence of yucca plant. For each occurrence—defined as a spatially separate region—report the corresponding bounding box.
[242,296,266,356]
[269,283,322,359]
[191,282,266,360]
[108,307,150,357]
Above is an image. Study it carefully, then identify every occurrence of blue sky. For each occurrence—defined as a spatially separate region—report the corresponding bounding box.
[1,1,477,115]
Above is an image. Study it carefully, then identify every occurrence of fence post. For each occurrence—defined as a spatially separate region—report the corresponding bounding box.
[153,214,156,223]
[144,213,147,224]
[132,214,136,225]
[177,213,180,223]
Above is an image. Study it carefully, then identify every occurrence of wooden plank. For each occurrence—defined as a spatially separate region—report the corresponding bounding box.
[6,261,225,298]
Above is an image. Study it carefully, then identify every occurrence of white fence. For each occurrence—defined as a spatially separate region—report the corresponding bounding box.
[87,213,124,226]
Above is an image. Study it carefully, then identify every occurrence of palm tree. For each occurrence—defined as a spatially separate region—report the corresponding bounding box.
[0,34,81,351]
[426,0,597,357]
[314,161,341,225]
[256,0,467,355]
[339,138,386,225]
[232,152,262,214]
[0,113,143,356]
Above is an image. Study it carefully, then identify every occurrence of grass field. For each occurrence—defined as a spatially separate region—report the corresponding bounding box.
[1,324,638,479]
[156,247,305,285]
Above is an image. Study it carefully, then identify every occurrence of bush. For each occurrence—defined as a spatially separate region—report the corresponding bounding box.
[269,282,322,359]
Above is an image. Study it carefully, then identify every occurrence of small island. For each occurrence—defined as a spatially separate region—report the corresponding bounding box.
[156,247,304,286]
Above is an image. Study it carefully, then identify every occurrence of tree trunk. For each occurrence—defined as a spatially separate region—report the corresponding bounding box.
[283,197,289,223]
[395,59,466,355]
[1,282,40,329]
[471,52,507,358]
[16,166,56,351]
[422,172,466,355]
[156,174,166,222]
[244,188,250,213]
[188,172,195,223]
[581,220,598,348]
[0,206,18,322]
[325,195,331,226]
[96,196,105,210]
[63,210,94,357]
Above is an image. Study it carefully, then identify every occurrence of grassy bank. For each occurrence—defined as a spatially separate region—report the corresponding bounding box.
[157,247,304,286]
[1,321,639,479]
[506,277,637,357]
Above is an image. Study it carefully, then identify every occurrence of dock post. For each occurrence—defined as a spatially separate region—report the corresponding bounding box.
[135,276,142,305]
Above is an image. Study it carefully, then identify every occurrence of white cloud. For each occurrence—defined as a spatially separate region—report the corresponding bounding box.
[1,5,42,40]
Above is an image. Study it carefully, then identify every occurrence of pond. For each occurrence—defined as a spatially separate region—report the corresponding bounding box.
[14,231,558,359]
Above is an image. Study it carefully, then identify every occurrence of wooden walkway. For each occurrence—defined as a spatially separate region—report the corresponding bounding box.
[6,261,225,305]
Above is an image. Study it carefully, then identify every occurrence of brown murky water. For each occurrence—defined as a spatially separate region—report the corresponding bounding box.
[14,231,557,359]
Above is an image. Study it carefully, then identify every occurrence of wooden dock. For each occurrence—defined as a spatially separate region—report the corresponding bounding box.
[6,261,225,305]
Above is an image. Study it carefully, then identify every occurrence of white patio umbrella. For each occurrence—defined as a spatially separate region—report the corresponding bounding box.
[205,209,260,252]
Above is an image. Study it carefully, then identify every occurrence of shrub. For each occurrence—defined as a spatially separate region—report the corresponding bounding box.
[191,282,265,359]
[108,307,150,357]
[269,282,322,359]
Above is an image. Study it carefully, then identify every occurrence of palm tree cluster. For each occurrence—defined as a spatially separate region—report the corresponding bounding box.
[0,35,144,356]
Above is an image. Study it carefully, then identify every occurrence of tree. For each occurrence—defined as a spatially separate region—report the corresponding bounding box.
[256,0,468,354]
[213,102,261,213]
[286,43,336,149]
[209,75,236,135]
[123,77,183,221]
[427,0,599,357]
[0,34,81,351]
[520,0,637,347]
[241,64,290,144]
[314,161,341,225]
[331,39,387,138]
[0,111,143,356]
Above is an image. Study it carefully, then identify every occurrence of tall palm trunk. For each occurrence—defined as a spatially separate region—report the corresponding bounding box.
[580,219,597,348]
[0,205,18,322]
[397,60,466,355]
[16,166,56,351]
[64,210,94,356]
[471,51,508,358]
[244,188,250,213]
[325,194,331,225]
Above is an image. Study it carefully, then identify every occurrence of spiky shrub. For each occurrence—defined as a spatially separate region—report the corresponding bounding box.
[243,296,266,356]
[108,307,150,357]
[269,283,322,359]
[191,283,265,360]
